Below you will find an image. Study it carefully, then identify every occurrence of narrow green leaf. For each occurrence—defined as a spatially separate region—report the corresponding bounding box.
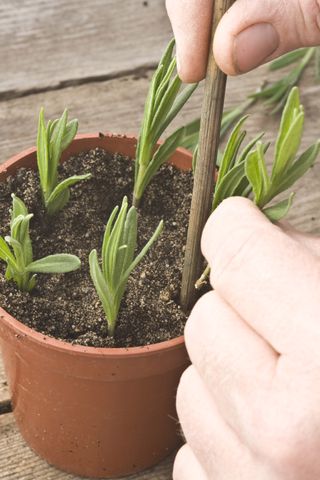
[121,206,137,274]
[108,197,128,288]
[48,109,68,181]
[154,82,198,141]
[37,107,49,198]
[158,38,176,82]
[274,87,300,160]
[150,75,182,142]
[89,249,116,334]
[26,254,81,273]
[245,150,263,204]
[123,220,163,281]
[154,57,177,111]
[136,126,185,200]
[61,119,78,151]
[46,173,91,211]
[11,194,28,219]
[213,162,246,210]
[245,143,271,206]
[102,205,119,279]
[271,141,320,196]
[237,132,265,165]
[192,145,198,173]
[315,47,320,81]
[46,189,70,216]
[263,193,295,222]
[0,236,15,265]
[269,49,308,71]
[89,250,120,336]
[218,116,248,180]
[272,110,304,180]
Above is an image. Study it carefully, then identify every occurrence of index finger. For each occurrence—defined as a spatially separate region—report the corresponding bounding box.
[202,197,320,356]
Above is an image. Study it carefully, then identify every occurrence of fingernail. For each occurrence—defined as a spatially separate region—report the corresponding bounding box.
[234,23,279,73]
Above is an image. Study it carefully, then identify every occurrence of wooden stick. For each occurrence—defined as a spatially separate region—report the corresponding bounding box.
[181,0,234,311]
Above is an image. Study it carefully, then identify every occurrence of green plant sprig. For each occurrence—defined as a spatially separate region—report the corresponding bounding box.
[37,108,92,215]
[89,196,163,336]
[133,39,197,207]
[0,194,81,291]
[246,87,320,218]
[195,87,320,289]
[251,47,317,113]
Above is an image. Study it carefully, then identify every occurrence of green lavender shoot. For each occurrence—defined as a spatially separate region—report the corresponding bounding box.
[89,196,163,336]
[37,108,91,215]
[0,195,81,291]
[246,87,320,219]
[252,47,318,113]
[133,39,197,207]
[196,87,320,289]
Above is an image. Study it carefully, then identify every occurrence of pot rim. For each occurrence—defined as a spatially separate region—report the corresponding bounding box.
[0,132,190,358]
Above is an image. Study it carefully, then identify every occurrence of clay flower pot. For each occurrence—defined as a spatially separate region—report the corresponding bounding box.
[0,134,191,478]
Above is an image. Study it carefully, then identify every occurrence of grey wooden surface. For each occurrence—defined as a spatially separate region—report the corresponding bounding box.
[0,0,320,479]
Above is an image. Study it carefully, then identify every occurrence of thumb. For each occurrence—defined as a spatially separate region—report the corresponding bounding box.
[201,197,320,355]
[215,0,320,75]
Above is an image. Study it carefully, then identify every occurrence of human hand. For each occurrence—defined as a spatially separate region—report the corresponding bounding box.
[166,0,320,80]
[174,197,320,479]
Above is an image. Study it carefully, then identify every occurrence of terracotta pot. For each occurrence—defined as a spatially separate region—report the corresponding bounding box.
[0,134,191,478]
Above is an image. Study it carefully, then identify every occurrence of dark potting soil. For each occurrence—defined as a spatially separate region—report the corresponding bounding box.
[0,149,194,348]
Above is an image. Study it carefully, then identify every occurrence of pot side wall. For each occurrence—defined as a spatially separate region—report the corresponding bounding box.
[0,134,191,478]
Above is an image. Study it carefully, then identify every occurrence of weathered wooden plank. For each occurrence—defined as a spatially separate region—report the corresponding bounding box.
[0,0,172,97]
[0,359,9,403]
[0,65,319,236]
[0,413,173,479]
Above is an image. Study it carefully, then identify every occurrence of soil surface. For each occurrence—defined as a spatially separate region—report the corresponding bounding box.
[0,149,194,347]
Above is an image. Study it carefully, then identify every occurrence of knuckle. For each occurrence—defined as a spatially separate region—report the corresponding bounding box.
[185,292,214,346]
[211,222,273,288]
[296,0,320,44]
[176,365,195,418]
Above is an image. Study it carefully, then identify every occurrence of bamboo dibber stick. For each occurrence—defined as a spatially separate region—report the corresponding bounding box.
[180,0,234,311]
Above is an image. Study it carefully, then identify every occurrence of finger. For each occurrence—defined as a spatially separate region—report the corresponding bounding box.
[214,0,320,75]
[176,365,269,478]
[281,222,320,258]
[173,444,208,480]
[185,290,277,414]
[165,0,213,82]
[202,197,320,356]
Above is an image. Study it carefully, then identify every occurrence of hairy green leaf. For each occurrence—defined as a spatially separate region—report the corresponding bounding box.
[89,197,163,336]
[134,39,198,206]
[0,196,81,291]
[263,193,295,222]
[26,254,81,273]
[37,108,88,215]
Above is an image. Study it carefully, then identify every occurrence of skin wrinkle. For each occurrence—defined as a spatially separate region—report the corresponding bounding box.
[208,224,276,288]
[177,366,259,476]
[296,0,320,45]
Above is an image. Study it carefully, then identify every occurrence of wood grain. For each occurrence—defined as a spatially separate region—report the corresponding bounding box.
[0,414,173,479]
[0,0,172,98]
[0,65,319,235]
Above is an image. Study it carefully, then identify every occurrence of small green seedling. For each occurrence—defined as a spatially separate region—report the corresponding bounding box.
[246,87,320,219]
[37,108,91,215]
[0,195,81,291]
[89,196,163,336]
[133,39,197,207]
[196,87,320,288]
